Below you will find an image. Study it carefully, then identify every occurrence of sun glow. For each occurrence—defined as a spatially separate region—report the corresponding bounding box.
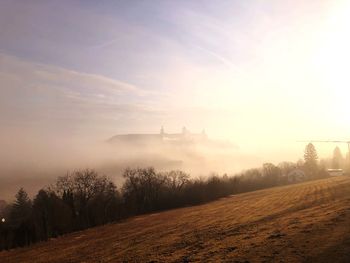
[309,1,350,127]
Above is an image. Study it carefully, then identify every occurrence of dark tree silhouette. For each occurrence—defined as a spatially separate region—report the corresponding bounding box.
[164,170,190,191]
[0,151,329,251]
[33,190,51,240]
[9,188,34,247]
[55,169,120,229]
[122,167,167,213]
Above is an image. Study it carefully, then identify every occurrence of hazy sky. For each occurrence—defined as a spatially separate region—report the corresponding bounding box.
[1,0,350,161]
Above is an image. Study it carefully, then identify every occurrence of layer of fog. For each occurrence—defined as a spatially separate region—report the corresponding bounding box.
[0,131,264,201]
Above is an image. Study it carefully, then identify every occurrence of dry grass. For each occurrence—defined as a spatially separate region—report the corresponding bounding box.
[2,176,350,262]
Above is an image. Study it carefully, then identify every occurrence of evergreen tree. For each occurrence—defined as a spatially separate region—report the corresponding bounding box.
[304,143,318,178]
[346,152,350,173]
[332,146,343,169]
[11,188,32,224]
[33,190,51,240]
[10,188,34,247]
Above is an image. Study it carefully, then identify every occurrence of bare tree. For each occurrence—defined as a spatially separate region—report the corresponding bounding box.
[55,169,119,228]
[164,170,190,191]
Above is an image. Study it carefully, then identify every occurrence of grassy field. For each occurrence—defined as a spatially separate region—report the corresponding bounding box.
[1,176,350,262]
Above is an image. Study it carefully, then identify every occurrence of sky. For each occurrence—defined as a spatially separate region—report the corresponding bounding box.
[1,0,350,164]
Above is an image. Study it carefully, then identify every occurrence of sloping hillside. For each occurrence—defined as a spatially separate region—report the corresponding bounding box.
[1,177,350,262]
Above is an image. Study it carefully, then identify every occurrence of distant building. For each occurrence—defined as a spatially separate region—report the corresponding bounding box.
[287,169,306,183]
[108,127,208,145]
[327,169,343,176]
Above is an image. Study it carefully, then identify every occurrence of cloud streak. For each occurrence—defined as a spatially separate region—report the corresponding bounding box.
[0,53,165,139]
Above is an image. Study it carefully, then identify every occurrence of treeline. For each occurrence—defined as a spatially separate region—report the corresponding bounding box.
[0,159,328,251]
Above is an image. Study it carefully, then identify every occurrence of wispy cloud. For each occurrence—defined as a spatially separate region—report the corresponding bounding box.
[0,54,164,137]
[0,53,147,100]
[88,38,120,50]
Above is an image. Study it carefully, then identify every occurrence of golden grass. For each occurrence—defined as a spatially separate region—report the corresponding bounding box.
[2,176,350,262]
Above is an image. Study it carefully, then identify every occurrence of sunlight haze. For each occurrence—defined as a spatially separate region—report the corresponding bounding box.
[2,1,350,261]
[1,0,349,175]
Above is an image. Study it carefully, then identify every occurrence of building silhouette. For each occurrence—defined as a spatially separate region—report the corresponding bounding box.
[108,127,208,145]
